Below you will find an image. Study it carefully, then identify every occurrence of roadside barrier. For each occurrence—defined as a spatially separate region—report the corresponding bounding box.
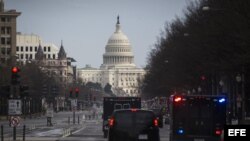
[62,128,71,137]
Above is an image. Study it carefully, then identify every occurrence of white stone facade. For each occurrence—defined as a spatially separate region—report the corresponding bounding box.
[16,33,59,64]
[77,17,146,96]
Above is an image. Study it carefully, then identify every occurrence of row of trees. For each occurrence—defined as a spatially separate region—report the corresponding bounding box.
[142,0,250,98]
[1,60,114,115]
[0,62,59,115]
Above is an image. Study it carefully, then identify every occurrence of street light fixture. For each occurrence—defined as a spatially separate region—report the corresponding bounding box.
[219,80,224,86]
[192,88,196,94]
[236,74,241,82]
[198,86,202,95]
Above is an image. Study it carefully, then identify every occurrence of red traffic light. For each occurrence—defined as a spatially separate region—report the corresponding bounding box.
[75,88,79,93]
[200,75,206,81]
[12,67,19,73]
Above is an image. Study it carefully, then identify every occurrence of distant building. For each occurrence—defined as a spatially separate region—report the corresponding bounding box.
[16,33,59,65]
[16,33,76,87]
[78,16,146,96]
[0,0,21,65]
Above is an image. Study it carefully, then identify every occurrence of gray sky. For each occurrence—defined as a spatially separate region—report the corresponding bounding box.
[6,0,191,68]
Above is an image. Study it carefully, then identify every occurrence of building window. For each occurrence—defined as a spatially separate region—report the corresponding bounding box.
[25,47,28,52]
[1,27,5,34]
[6,38,11,45]
[25,54,29,59]
[35,47,37,51]
[16,46,19,52]
[6,48,10,55]
[53,54,55,59]
[1,48,5,55]
[20,54,23,59]
[44,47,46,52]
[29,54,32,59]
[1,58,5,63]
[21,46,23,52]
[1,17,6,22]
[30,47,33,52]
[48,54,51,59]
[1,38,5,45]
[7,27,11,34]
[6,18,11,22]
[48,46,51,52]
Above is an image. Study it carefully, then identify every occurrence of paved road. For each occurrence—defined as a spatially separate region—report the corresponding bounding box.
[0,111,170,141]
[58,118,170,141]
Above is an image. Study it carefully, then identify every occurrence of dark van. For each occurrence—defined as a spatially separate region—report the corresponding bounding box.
[108,109,160,141]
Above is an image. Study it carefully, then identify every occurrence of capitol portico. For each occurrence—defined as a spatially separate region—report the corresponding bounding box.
[77,16,146,96]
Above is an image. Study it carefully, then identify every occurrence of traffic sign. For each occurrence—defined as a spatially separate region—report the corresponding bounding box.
[10,116,20,127]
[46,108,54,117]
[8,99,22,115]
[71,99,77,111]
[71,99,77,107]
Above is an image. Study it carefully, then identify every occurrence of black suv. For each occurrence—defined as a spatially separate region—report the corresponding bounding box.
[108,109,160,141]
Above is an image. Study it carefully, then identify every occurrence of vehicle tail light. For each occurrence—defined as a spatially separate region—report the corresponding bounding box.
[215,129,222,135]
[109,117,115,127]
[174,96,182,102]
[131,108,137,112]
[154,118,158,127]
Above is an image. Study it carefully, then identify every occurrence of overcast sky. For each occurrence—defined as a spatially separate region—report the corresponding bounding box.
[5,0,191,68]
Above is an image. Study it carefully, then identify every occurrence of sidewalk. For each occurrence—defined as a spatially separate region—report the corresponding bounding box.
[0,111,87,141]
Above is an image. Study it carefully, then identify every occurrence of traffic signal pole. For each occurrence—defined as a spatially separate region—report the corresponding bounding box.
[73,106,75,124]
[10,67,20,98]
[69,88,79,124]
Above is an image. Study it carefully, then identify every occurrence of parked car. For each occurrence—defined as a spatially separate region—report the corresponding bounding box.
[108,109,160,141]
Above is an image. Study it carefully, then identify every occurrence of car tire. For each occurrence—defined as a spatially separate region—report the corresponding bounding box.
[104,131,108,138]
[169,133,173,141]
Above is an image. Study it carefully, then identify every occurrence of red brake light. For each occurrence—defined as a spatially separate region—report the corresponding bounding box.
[174,96,182,102]
[109,118,115,127]
[131,108,137,112]
[154,118,158,127]
[215,129,222,135]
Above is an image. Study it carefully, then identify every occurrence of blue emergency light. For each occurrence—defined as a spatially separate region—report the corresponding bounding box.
[177,129,184,134]
[218,98,225,103]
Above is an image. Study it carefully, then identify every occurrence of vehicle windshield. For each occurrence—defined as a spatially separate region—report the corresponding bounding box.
[114,110,154,131]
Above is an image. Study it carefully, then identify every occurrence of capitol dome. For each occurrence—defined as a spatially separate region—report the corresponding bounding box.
[101,16,136,69]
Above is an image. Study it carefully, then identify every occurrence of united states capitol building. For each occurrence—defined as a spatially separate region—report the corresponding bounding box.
[77,17,146,96]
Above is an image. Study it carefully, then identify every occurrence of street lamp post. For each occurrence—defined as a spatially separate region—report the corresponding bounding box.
[235,74,242,123]
[219,80,224,94]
